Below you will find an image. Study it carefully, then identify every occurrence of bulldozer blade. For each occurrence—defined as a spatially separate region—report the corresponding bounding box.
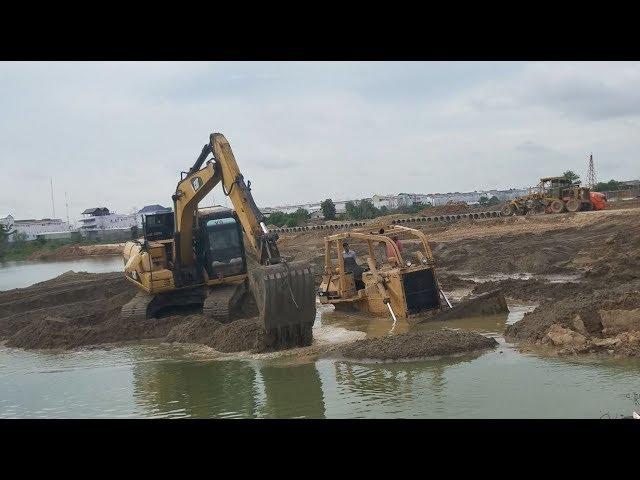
[249,260,316,350]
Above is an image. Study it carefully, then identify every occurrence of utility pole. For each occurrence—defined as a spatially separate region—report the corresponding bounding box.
[587,153,596,188]
[50,178,56,218]
[65,191,71,230]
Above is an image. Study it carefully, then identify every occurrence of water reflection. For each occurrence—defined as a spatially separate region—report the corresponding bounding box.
[131,356,326,418]
[330,351,487,417]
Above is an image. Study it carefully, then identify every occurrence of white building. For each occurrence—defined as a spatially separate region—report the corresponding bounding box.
[1,215,70,241]
[309,209,324,220]
[372,194,400,210]
[398,193,433,207]
[431,191,483,206]
[79,207,138,232]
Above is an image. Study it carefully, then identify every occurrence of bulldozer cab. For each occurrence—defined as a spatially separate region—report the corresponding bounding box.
[539,176,575,199]
[318,225,442,319]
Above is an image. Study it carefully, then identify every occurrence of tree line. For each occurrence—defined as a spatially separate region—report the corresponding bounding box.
[561,170,632,192]
[265,198,435,227]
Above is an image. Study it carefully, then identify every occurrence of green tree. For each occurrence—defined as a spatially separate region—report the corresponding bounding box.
[344,201,358,219]
[488,196,501,206]
[0,223,15,258]
[478,196,490,206]
[593,179,623,192]
[563,170,581,184]
[266,211,288,227]
[13,231,28,246]
[344,199,381,220]
[397,202,427,214]
[320,199,336,220]
[358,199,378,219]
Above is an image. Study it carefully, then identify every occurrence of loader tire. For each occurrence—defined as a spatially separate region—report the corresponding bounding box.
[501,204,515,217]
[566,199,581,212]
[550,199,565,214]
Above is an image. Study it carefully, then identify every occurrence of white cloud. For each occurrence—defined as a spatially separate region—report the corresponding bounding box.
[0,61,638,223]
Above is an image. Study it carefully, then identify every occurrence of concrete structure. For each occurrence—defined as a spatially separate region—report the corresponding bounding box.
[79,207,138,233]
[0,215,71,242]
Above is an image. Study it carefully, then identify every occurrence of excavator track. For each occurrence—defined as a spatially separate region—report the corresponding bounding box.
[202,282,247,322]
[120,291,154,320]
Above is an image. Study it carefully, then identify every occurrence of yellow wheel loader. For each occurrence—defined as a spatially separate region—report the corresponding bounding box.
[501,176,597,216]
[122,133,315,349]
[317,225,449,322]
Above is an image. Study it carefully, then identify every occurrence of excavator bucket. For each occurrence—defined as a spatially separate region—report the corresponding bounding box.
[249,260,316,350]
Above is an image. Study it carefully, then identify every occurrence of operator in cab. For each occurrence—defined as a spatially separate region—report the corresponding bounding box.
[385,235,404,259]
[342,242,365,290]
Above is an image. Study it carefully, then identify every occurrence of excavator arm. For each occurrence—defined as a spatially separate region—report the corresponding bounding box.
[210,133,281,265]
[171,133,316,349]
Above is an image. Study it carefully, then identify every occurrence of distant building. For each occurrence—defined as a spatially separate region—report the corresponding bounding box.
[372,194,400,210]
[398,193,433,207]
[79,207,138,231]
[309,209,324,220]
[620,179,640,188]
[137,204,172,216]
[1,215,70,242]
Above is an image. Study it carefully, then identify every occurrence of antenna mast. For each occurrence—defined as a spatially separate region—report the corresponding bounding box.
[587,153,596,188]
[50,178,56,218]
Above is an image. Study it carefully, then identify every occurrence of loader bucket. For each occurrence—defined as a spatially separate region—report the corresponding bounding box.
[249,260,316,350]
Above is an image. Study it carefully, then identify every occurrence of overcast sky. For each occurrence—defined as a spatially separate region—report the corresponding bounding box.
[1,61,638,223]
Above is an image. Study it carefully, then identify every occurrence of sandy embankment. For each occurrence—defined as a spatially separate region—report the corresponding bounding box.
[28,243,125,261]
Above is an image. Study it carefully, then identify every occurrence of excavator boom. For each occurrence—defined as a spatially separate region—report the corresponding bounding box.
[169,133,315,348]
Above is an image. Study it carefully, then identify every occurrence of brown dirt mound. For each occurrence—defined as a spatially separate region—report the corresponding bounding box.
[471,278,593,302]
[28,243,124,261]
[437,272,477,290]
[165,315,223,344]
[419,203,471,216]
[0,271,136,340]
[333,329,498,361]
[208,318,266,353]
[505,280,640,356]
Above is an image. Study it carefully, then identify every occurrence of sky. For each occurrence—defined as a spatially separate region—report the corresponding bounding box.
[0,61,638,224]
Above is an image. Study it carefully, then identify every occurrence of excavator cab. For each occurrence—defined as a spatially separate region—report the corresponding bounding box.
[196,209,247,281]
[143,212,174,242]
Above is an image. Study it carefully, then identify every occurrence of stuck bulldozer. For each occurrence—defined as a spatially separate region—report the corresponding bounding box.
[317,225,450,322]
[501,176,607,216]
[121,133,316,350]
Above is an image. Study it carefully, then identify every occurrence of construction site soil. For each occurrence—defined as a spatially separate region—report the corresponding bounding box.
[331,330,498,361]
[1,207,638,358]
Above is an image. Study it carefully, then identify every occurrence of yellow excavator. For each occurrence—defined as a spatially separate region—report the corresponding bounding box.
[121,133,316,349]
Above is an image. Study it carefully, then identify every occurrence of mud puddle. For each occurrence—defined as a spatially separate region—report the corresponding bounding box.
[448,270,583,284]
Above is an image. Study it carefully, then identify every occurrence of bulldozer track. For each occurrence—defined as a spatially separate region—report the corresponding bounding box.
[120,291,153,321]
[202,282,246,322]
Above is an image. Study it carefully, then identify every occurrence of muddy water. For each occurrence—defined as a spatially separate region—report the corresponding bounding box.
[0,257,123,290]
[1,260,640,418]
